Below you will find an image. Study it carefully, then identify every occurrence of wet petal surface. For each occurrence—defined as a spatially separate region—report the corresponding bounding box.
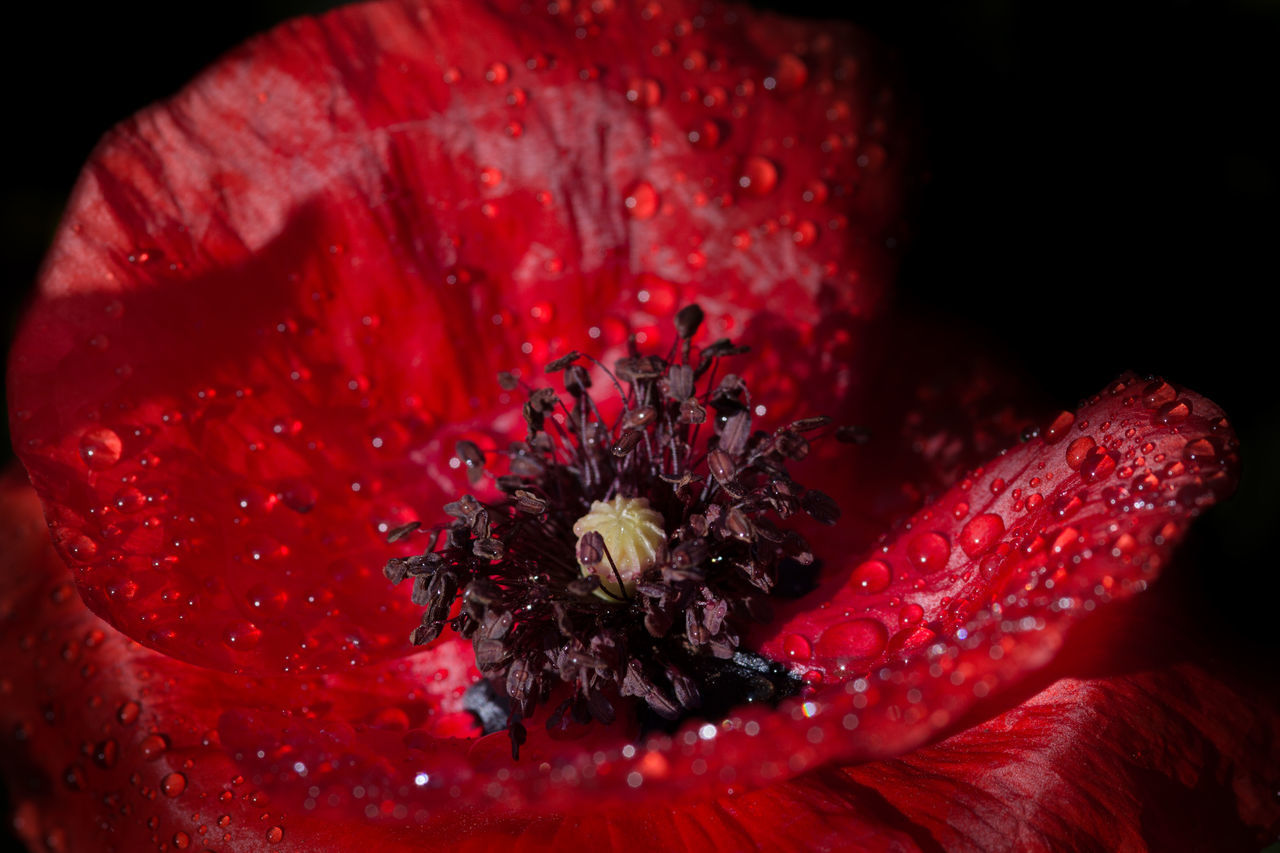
[7,0,905,675]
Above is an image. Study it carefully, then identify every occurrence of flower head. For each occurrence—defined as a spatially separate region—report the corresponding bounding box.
[2,0,1277,850]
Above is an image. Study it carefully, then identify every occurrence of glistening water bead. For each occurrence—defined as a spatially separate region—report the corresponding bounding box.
[383,305,861,755]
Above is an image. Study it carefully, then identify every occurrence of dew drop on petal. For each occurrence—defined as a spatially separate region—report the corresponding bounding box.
[117,700,140,725]
[738,155,778,196]
[485,61,509,84]
[1065,436,1096,470]
[848,559,892,594]
[222,620,263,650]
[1080,447,1118,483]
[624,181,659,219]
[79,427,123,471]
[815,618,887,663]
[772,52,808,92]
[906,531,950,574]
[1142,380,1175,409]
[899,603,924,626]
[1155,399,1191,425]
[1043,410,1075,444]
[161,771,187,797]
[959,513,1005,558]
[139,734,169,760]
[625,77,662,107]
[783,633,812,661]
[266,826,284,844]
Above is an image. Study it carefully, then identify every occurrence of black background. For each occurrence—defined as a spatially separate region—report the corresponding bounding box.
[1,2,1276,849]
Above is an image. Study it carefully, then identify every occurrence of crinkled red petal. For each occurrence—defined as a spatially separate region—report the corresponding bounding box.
[7,0,906,675]
[7,474,1274,851]
[844,665,1280,850]
[757,374,1238,687]
[6,374,1241,833]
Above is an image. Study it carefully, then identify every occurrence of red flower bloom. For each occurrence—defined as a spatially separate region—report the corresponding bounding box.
[3,1,1277,851]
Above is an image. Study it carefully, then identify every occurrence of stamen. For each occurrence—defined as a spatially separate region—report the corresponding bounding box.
[383,305,858,749]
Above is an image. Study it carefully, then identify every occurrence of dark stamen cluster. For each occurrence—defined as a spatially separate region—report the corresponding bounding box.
[384,305,853,754]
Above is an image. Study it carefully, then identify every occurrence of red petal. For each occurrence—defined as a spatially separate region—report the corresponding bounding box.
[845,665,1280,849]
[759,375,1238,686]
[9,471,1273,849]
[8,0,905,674]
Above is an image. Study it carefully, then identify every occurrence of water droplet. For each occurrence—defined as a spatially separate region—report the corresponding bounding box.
[1155,399,1191,425]
[92,738,119,769]
[222,620,262,650]
[782,633,812,661]
[738,155,779,196]
[959,513,1005,558]
[480,166,504,188]
[802,179,829,204]
[1183,438,1215,461]
[906,531,950,574]
[1080,447,1118,483]
[848,559,892,594]
[1065,436,1096,470]
[161,771,187,797]
[266,826,284,844]
[625,77,663,107]
[792,220,818,246]
[139,734,169,760]
[771,52,808,92]
[485,62,509,84]
[113,486,146,513]
[173,831,191,850]
[79,427,123,471]
[899,603,924,626]
[117,700,140,725]
[1141,380,1175,408]
[687,118,721,149]
[815,619,887,664]
[624,181,659,219]
[1043,410,1075,444]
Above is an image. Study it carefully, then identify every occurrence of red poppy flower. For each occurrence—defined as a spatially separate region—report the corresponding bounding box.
[3,1,1277,851]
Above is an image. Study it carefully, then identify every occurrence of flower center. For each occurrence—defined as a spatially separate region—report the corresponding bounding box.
[383,305,856,756]
[573,496,666,599]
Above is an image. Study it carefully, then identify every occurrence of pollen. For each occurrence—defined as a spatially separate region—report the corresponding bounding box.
[573,496,666,598]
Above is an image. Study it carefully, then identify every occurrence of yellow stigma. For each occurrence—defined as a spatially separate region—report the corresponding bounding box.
[572,496,666,599]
